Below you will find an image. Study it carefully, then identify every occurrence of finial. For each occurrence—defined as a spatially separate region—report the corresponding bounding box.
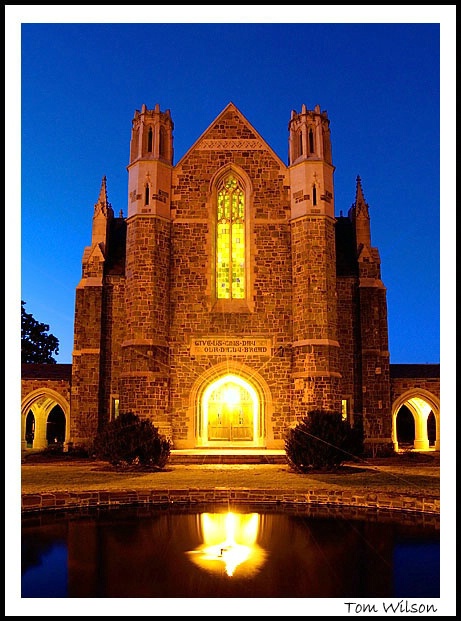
[119,209,123,218]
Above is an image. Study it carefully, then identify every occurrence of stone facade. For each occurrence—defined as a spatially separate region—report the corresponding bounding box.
[65,102,402,452]
[20,105,441,455]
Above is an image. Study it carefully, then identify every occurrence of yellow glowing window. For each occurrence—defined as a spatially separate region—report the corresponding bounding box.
[216,176,245,299]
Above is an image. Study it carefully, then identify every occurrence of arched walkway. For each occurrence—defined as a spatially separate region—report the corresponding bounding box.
[190,362,274,448]
[392,389,440,452]
[21,388,71,450]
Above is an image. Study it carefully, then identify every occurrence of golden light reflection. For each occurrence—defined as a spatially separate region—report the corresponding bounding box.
[187,512,267,577]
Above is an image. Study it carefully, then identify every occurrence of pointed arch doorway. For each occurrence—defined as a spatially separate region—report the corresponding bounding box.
[197,374,263,447]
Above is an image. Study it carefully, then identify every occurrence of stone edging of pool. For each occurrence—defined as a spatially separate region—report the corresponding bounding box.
[21,487,439,516]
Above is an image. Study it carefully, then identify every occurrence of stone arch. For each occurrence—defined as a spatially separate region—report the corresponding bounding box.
[189,361,274,448]
[21,388,71,451]
[391,389,440,452]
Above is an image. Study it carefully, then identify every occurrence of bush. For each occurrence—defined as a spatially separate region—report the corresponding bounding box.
[285,409,364,473]
[93,412,171,469]
[43,442,64,455]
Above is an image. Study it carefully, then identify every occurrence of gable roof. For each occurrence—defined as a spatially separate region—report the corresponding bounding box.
[176,102,286,168]
[21,363,72,381]
[390,363,440,379]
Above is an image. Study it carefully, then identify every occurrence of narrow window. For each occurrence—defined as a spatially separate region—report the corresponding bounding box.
[312,185,317,206]
[341,399,348,421]
[216,175,245,299]
[308,128,314,153]
[111,397,120,421]
[159,126,166,157]
[298,131,303,156]
[147,127,153,153]
[145,184,150,205]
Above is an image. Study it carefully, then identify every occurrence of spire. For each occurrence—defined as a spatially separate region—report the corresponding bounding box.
[355,175,369,218]
[98,175,108,207]
[92,175,113,249]
[94,176,113,217]
[354,175,371,248]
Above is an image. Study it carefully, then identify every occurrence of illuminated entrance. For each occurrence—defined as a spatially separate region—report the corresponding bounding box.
[198,374,262,447]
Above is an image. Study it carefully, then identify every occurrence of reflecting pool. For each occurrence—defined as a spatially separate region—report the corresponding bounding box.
[22,504,439,598]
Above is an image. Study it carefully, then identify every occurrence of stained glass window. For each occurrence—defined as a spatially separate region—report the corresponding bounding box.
[216,176,245,299]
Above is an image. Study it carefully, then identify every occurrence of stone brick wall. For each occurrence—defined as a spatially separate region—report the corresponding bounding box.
[99,275,126,423]
[291,215,341,415]
[21,378,71,405]
[391,377,440,404]
[120,216,170,428]
[358,284,392,447]
[336,277,361,418]
[71,283,103,445]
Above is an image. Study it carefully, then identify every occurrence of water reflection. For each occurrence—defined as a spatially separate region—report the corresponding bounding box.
[187,512,267,576]
[22,505,440,598]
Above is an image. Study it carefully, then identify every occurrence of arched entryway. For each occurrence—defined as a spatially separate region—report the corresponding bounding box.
[21,389,70,450]
[46,405,66,445]
[25,410,35,448]
[193,365,271,448]
[392,390,440,452]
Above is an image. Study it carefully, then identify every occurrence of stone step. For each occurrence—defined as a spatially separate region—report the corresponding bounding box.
[169,450,287,465]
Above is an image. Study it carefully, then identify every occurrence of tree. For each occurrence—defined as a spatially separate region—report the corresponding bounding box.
[21,300,59,363]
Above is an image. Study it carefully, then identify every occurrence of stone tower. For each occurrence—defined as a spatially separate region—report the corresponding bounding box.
[71,176,114,445]
[120,104,174,437]
[288,104,341,415]
[350,176,391,449]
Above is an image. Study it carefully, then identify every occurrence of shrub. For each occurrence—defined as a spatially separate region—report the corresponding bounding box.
[93,412,171,469]
[284,409,364,473]
[43,442,64,455]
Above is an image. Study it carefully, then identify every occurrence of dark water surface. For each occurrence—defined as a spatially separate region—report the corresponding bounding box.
[22,504,440,598]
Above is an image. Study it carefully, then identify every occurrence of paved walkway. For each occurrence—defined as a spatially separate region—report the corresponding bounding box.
[21,451,440,517]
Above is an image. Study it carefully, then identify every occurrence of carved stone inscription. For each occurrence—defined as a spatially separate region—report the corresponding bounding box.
[190,337,272,356]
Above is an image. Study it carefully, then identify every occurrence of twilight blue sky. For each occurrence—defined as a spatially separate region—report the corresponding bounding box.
[6,5,456,617]
[9,8,455,370]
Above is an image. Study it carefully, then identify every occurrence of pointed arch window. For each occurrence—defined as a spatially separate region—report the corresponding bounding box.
[216,175,245,299]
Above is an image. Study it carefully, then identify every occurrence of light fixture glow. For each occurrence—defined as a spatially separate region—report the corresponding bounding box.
[223,385,240,407]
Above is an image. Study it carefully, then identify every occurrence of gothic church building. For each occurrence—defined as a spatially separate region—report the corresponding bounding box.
[71,102,393,453]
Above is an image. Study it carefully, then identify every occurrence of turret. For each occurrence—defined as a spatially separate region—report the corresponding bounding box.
[288,104,335,219]
[127,103,174,219]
